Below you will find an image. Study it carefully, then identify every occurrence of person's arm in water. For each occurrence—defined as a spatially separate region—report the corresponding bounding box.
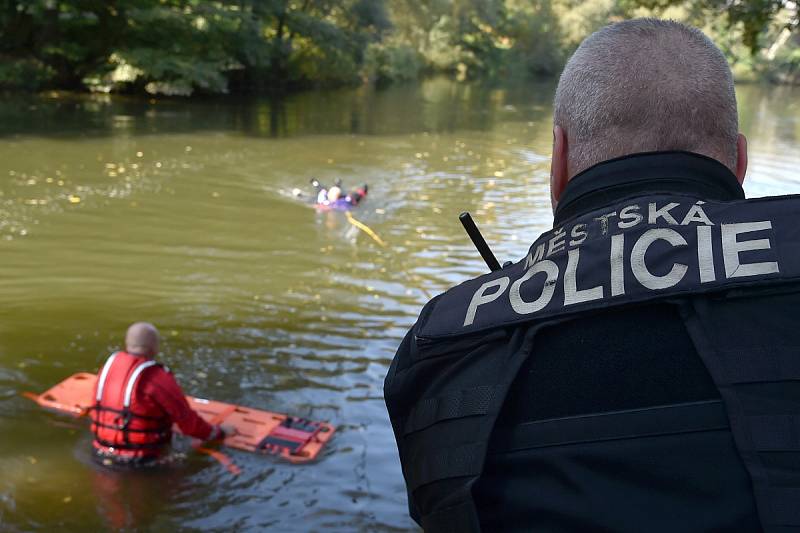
[142,368,231,440]
[311,178,329,204]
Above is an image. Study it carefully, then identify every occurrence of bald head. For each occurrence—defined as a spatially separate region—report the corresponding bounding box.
[553,18,740,178]
[125,322,160,357]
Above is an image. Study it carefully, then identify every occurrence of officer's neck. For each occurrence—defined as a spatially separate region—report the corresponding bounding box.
[554,151,744,226]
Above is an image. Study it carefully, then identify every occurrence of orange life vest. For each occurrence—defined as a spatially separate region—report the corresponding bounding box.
[90,352,171,453]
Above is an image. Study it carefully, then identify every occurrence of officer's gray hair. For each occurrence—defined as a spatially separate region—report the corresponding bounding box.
[554,18,739,176]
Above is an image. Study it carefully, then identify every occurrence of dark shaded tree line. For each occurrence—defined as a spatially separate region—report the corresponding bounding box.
[0,0,797,95]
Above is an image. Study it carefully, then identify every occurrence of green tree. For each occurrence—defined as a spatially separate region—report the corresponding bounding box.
[1,0,797,94]
[626,0,798,53]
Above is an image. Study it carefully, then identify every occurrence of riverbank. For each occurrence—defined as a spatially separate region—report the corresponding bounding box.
[1,1,797,98]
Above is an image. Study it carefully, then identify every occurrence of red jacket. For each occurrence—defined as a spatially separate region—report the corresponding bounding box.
[91,351,216,458]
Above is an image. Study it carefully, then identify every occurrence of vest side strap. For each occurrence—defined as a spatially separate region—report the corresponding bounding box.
[488,399,729,453]
[407,442,484,491]
[402,385,501,436]
[420,500,482,533]
[683,299,800,530]
[711,347,800,384]
[748,414,800,451]
[761,487,800,527]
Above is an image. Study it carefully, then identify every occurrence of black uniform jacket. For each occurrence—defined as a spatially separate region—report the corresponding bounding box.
[385,151,800,533]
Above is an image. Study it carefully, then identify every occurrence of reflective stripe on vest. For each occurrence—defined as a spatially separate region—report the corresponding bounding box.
[95,352,119,402]
[123,360,158,408]
[96,353,157,408]
[92,352,170,451]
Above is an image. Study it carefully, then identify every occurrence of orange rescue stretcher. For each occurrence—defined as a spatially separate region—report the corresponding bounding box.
[24,372,335,464]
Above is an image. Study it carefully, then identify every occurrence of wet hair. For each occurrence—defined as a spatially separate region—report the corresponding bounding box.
[554,18,739,176]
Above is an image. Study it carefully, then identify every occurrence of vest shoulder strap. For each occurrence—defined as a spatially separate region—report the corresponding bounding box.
[95,352,161,408]
[122,360,159,408]
[95,352,120,402]
[682,290,800,532]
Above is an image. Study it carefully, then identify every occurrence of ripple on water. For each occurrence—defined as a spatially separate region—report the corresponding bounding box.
[1,82,799,531]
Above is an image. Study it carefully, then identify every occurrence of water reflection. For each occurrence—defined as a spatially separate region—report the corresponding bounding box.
[0,78,556,140]
[90,464,179,531]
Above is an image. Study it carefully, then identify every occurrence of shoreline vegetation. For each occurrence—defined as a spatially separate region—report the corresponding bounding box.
[1,1,798,97]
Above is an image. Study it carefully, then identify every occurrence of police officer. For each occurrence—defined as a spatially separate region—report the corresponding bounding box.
[385,19,800,532]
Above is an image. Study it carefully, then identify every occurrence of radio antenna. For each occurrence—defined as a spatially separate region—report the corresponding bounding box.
[459,212,501,272]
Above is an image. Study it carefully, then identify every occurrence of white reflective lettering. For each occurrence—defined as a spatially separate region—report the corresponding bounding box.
[523,253,532,269]
[463,277,510,326]
[610,234,625,296]
[680,203,714,226]
[697,225,716,283]
[721,221,779,278]
[524,243,546,269]
[595,211,617,235]
[648,202,680,225]
[618,204,643,229]
[532,243,545,263]
[510,260,559,315]
[569,223,588,247]
[631,228,688,289]
[547,227,566,257]
[564,248,604,305]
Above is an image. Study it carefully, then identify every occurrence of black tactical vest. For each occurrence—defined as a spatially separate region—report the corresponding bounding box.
[385,192,800,532]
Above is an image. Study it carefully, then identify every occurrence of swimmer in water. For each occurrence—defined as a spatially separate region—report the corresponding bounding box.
[310,178,368,208]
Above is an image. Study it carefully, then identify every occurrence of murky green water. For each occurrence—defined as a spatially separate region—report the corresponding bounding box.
[0,79,798,532]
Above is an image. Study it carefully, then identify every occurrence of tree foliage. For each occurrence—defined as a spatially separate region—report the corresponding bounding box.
[0,0,798,94]
[625,0,799,82]
[626,0,798,53]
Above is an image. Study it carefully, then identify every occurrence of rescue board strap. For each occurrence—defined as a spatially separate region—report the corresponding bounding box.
[193,445,241,476]
[345,211,387,247]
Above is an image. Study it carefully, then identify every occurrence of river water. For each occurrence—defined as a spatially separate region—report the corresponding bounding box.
[0,79,798,532]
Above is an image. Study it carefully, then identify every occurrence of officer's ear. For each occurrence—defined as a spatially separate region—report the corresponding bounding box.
[735,133,748,185]
[550,125,569,212]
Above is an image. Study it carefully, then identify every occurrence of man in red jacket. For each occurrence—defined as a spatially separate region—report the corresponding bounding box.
[91,322,234,466]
